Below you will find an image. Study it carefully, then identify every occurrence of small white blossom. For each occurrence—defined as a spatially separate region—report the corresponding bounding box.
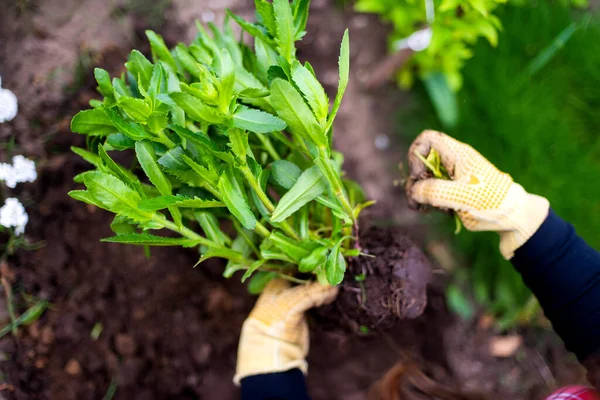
[394,28,433,52]
[11,155,37,184]
[0,76,18,123]
[0,155,37,188]
[0,198,28,236]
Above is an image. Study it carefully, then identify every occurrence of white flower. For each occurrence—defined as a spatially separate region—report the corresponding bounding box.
[0,155,37,188]
[0,198,28,236]
[0,76,18,123]
[394,28,433,52]
[11,155,37,183]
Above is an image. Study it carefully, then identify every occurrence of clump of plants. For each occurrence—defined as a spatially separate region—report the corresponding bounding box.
[69,0,371,294]
[356,0,588,90]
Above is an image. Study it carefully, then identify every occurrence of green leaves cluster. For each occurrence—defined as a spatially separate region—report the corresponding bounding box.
[355,0,588,91]
[70,0,370,291]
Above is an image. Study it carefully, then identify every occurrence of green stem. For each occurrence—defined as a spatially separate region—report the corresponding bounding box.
[241,165,275,212]
[316,147,354,221]
[157,216,220,249]
[256,134,280,161]
[202,183,222,200]
[254,222,271,238]
[157,130,176,149]
[240,165,300,240]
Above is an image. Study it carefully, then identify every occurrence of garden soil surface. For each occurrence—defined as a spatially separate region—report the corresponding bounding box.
[0,0,588,399]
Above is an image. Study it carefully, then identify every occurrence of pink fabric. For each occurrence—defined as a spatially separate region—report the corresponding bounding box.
[545,385,600,400]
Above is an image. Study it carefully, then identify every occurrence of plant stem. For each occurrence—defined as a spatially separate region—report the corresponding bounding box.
[157,130,176,149]
[157,216,219,248]
[240,165,300,240]
[254,222,271,238]
[0,275,17,336]
[241,165,275,212]
[316,147,354,221]
[256,134,280,161]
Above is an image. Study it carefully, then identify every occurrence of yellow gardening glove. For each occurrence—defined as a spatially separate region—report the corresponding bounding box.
[234,279,338,385]
[407,130,550,259]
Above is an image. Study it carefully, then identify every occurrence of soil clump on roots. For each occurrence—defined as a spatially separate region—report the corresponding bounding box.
[318,225,432,330]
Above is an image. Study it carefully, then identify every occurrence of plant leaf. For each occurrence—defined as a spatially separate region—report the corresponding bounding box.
[106,133,135,150]
[125,50,153,87]
[118,97,152,121]
[228,128,249,162]
[232,107,287,134]
[422,72,458,129]
[216,49,236,114]
[71,109,116,136]
[71,146,101,166]
[103,107,153,140]
[135,141,172,196]
[135,141,182,225]
[299,246,329,273]
[170,92,227,124]
[325,29,349,132]
[293,0,310,39]
[270,78,323,145]
[146,30,176,69]
[270,159,301,189]
[157,146,190,171]
[291,61,329,122]
[139,195,224,211]
[170,124,235,165]
[273,0,295,61]
[268,231,318,261]
[255,0,276,35]
[68,190,104,208]
[218,168,257,230]
[271,165,326,222]
[325,237,347,285]
[241,259,267,282]
[248,271,277,294]
[101,233,201,247]
[82,171,152,222]
[94,68,114,99]
[194,211,230,246]
[98,145,145,196]
[110,215,137,235]
[175,44,201,77]
[227,10,273,45]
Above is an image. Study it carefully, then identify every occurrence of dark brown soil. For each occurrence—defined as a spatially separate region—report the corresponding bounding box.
[320,226,432,330]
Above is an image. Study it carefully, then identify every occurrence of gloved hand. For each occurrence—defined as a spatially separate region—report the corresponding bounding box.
[406,130,550,259]
[234,279,338,385]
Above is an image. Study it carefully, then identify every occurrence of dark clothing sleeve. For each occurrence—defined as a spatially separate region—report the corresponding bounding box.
[240,369,310,400]
[512,208,600,385]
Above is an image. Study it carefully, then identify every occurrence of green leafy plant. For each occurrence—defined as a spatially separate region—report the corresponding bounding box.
[355,0,588,129]
[356,0,588,91]
[356,0,506,91]
[69,0,371,292]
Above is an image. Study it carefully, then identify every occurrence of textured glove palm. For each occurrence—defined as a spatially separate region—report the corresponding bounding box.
[234,279,338,384]
[407,130,550,259]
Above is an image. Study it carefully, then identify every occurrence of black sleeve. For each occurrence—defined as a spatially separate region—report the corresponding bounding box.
[240,369,310,400]
[512,208,600,361]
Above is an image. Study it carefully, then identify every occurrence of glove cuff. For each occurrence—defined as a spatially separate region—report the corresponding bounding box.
[234,359,308,386]
[233,319,308,386]
[499,183,550,259]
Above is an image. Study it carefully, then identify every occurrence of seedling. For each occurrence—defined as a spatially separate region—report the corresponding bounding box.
[413,148,462,234]
[69,0,373,291]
